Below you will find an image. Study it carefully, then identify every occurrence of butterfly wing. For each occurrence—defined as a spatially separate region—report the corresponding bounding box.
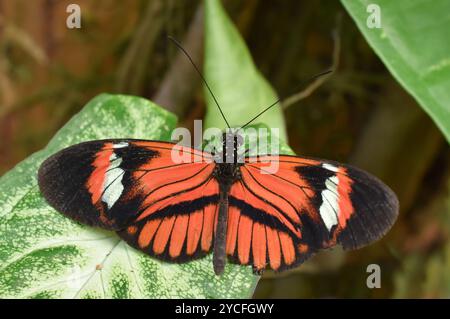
[226,155,399,272]
[38,139,219,261]
[117,176,220,262]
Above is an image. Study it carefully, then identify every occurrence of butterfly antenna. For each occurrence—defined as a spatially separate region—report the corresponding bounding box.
[240,70,333,129]
[167,36,231,129]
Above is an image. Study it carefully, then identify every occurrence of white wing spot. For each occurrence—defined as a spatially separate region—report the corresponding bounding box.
[101,153,125,209]
[323,163,339,172]
[319,175,339,231]
[113,142,129,149]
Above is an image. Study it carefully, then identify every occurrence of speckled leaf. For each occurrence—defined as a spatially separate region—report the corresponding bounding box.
[204,0,287,140]
[341,0,450,143]
[0,94,258,298]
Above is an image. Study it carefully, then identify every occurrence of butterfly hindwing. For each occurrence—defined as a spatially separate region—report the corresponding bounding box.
[224,155,398,272]
[117,175,221,262]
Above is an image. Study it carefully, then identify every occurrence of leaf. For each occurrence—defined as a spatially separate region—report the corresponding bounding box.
[204,0,287,140]
[341,0,450,143]
[0,94,257,298]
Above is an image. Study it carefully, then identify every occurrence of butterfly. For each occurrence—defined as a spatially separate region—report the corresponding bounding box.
[37,38,398,276]
[38,131,398,275]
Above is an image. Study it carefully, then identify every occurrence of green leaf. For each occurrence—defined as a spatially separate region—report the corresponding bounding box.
[204,0,287,140]
[0,94,257,298]
[341,0,450,143]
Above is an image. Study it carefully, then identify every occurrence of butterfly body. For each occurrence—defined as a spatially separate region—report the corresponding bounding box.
[38,135,398,276]
[212,132,244,275]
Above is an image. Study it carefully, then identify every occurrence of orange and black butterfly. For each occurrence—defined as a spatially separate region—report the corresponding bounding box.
[37,39,398,276]
[38,135,398,275]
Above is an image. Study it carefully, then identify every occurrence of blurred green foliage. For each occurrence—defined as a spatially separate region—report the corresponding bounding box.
[204,0,286,139]
[342,0,450,143]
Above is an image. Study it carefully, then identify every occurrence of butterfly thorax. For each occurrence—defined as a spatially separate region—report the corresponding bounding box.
[214,163,241,188]
[213,132,244,187]
[211,132,244,274]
